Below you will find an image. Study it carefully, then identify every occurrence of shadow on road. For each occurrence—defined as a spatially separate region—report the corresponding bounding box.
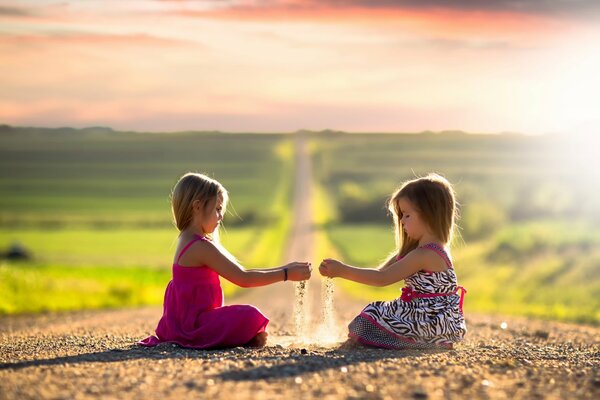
[0,344,230,371]
[0,343,450,375]
[217,347,451,381]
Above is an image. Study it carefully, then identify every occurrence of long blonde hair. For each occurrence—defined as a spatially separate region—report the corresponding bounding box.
[386,173,457,261]
[171,172,229,240]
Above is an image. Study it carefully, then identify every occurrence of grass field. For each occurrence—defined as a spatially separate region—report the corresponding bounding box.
[0,127,290,225]
[0,126,293,314]
[2,127,598,324]
[325,222,600,324]
[310,132,600,325]
[0,227,263,314]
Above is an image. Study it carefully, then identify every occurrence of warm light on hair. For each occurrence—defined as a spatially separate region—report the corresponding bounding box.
[388,173,458,258]
[171,172,228,235]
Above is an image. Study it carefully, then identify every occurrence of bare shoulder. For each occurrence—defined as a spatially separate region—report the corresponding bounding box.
[412,246,450,272]
[176,236,219,267]
[404,247,432,265]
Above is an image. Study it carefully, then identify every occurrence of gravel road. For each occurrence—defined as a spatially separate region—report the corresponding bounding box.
[1,305,598,399]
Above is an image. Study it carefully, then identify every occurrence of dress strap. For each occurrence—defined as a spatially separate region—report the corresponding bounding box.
[176,235,206,264]
[420,243,453,268]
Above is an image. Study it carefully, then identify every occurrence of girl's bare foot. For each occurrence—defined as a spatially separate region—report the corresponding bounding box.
[245,331,268,347]
[339,336,361,350]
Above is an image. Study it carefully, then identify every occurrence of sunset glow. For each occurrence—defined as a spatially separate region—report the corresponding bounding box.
[1,0,599,134]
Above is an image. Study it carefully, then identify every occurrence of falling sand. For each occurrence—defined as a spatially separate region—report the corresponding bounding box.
[292,277,345,346]
[293,280,309,338]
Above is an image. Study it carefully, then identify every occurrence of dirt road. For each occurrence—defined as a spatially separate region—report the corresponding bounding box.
[236,130,348,344]
[1,132,599,399]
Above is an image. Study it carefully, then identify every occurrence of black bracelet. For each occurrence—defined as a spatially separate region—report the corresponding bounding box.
[284,268,288,281]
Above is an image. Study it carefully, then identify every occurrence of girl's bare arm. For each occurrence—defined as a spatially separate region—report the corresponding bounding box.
[320,250,424,286]
[185,240,311,287]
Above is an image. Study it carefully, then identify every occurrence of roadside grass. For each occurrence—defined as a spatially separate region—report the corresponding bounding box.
[0,129,289,226]
[0,227,261,314]
[243,140,294,268]
[324,222,600,325]
[0,129,294,314]
[0,262,171,314]
[310,133,599,325]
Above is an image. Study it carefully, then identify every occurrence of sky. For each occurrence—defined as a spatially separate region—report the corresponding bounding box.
[1,0,599,134]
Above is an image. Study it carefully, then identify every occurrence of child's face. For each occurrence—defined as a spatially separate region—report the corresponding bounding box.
[397,197,429,241]
[201,194,224,234]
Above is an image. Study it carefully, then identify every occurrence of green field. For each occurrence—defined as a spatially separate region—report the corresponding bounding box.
[0,126,293,314]
[325,222,600,324]
[0,227,263,313]
[2,127,598,324]
[0,126,291,226]
[310,132,600,325]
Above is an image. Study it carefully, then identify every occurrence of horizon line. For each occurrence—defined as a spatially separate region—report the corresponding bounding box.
[0,123,539,136]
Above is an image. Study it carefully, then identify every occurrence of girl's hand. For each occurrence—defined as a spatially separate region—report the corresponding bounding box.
[285,262,312,281]
[319,258,345,278]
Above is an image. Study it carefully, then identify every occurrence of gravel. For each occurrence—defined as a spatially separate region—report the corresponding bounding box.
[1,299,598,399]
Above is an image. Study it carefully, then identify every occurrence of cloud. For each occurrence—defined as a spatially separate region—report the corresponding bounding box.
[316,0,600,15]
[0,6,33,17]
[162,0,600,19]
[0,31,199,48]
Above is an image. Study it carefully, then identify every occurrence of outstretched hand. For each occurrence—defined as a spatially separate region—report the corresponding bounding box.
[319,258,345,278]
[285,262,312,281]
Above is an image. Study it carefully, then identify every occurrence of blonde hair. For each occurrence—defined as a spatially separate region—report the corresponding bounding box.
[387,173,457,259]
[171,172,228,238]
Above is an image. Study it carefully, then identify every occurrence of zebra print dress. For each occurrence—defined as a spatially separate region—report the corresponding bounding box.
[348,243,467,349]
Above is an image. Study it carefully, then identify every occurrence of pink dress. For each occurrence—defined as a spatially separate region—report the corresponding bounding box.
[138,235,269,349]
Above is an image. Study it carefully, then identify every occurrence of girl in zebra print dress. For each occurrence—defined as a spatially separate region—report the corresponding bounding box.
[319,173,467,349]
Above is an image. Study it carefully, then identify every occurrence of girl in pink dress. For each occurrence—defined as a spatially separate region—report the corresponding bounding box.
[319,173,467,349]
[139,173,311,349]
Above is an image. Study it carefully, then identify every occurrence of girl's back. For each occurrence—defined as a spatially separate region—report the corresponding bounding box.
[405,243,459,294]
[139,234,269,349]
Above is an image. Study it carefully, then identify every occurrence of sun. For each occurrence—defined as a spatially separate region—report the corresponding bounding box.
[551,37,600,136]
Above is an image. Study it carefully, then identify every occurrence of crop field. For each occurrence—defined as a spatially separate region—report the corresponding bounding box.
[310,132,600,324]
[0,127,293,314]
[2,127,598,324]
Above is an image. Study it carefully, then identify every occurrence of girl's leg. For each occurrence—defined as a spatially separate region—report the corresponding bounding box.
[339,335,362,349]
[244,331,268,347]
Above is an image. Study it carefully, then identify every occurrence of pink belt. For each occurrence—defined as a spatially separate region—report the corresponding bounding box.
[401,286,467,312]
